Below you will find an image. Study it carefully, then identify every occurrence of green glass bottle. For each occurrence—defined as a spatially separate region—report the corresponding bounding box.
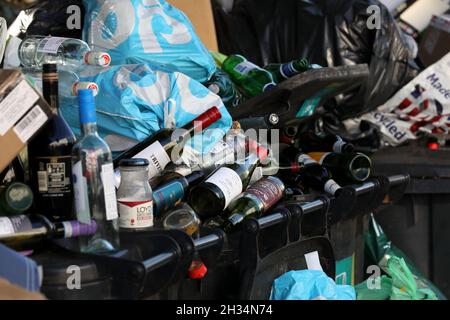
[264,58,310,83]
[204,68,244,108]
[0,182,34,216]
[222,54,276,97]
[222,176,285,232]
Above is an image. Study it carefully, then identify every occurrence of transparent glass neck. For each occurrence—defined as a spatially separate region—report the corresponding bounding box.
[119,167,149,187]
[81,122,98,136]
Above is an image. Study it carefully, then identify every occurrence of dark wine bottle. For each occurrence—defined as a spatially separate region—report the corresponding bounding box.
[297,131,354,153]
[28,64,77,222]
[153,171,205,216]
[190,144,268,219]
[113,107,222,186]
[308,152,372,183]
[281,147,342,196]
[222,176,285,232]
[0,214,97,250]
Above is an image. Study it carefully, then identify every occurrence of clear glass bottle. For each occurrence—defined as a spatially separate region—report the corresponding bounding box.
[19,36,111,70]
[117,159,154,230]
[71,89,119,253]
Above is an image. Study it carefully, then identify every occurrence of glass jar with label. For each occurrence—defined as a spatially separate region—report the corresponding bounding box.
[117,159,154,230]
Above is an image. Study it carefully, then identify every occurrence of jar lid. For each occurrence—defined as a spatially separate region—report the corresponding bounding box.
[119,158,150,167]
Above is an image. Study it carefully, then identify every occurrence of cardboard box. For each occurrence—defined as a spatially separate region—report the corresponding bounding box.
[0,69,52,172]
[419,15,450,67]
[168,0,218,51]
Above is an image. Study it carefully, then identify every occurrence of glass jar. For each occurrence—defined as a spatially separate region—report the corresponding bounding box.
[117,159,153,230]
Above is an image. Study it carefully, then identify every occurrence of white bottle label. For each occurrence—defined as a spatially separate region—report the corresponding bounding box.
[324,179,341,196]
[118,199,154,229]
[298,154,317,166]
[206,167,243,209]
[0,217,15,236]
[134,141,171,178]
[73,161,91,224]
[39,37,69,54]
[234,61,257,75]
[101,163,119,221]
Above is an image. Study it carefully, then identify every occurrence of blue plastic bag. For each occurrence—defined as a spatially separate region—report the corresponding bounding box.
[270,270,356,300]
[82,0,216,83]
[60,63,232,153]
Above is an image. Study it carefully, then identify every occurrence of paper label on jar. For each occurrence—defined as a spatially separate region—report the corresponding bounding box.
[234,61,257,75]
[38,37,69,54]
[73,161,91,224]
[134,141,171,178]
[118,199,153,228]
[206,167,243,209]
[101,163,119,221]
[246,177,285,211]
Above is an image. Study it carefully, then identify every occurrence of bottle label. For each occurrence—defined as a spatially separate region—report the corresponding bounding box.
[34,156,73,197]
[101,163,119,221]
[333,140,346,153]
[206,167,243,209]
[73,161,91,224]
[246,177,285,211]
[153,181,185,215]
[234,61,257,75]
[298,154,317,166]
[324,179,341,196]
[134,141,171,179]
[308,152,330,165]
[0,215,31,236]
[62,220,98,238]
[13,105,48,143]
[118,199,153,228]
[38,37,69,54]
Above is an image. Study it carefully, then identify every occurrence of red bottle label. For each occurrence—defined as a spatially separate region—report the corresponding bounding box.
[245,177,285,212]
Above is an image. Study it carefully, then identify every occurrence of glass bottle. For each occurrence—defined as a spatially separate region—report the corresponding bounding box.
[117,159,154,230]
[71,89,119,253]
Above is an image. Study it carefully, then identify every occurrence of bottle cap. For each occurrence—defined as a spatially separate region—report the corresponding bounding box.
[192,107,222,130]
[84,52,111,67]
[119,158,150,167]
[247,139,269,162]
[188,262,208,280]
[78,89,97,124]
[72,82,99,97]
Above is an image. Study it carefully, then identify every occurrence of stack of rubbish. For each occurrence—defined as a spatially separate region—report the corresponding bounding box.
[0,0,445,300]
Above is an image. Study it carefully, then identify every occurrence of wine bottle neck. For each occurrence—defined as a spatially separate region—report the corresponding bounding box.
[42,71,60,114]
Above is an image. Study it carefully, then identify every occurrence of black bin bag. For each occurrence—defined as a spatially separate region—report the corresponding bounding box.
[10,0,84,39]
[212,0,420,119]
